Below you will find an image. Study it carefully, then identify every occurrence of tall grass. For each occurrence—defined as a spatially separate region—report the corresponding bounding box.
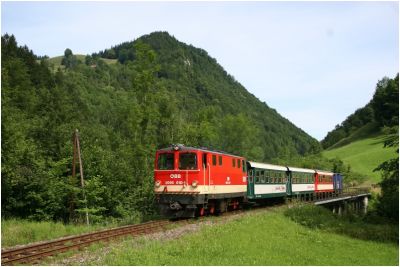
[1,219,117,248]
[284,204,398,244]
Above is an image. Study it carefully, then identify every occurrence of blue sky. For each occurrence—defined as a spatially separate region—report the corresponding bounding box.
[2,1,398,140]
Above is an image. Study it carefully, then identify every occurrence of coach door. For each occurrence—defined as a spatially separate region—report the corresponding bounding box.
[247,169,254,197]
[202,153,209,192]
[286,171,292,196]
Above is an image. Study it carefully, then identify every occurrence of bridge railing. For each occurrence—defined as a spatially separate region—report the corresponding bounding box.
[339,187,371,197]
[311,187,371,202]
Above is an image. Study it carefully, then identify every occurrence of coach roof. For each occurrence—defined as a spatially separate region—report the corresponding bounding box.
[316,170,334,175]
[287,166,316,174]
[248,161,288,171]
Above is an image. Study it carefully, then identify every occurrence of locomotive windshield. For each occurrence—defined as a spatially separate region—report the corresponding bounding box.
[179,153,197,170]
[157,153,174,170]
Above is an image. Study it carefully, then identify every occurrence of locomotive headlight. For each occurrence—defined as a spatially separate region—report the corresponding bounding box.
[191,180,198,188]
[155,180,161,187]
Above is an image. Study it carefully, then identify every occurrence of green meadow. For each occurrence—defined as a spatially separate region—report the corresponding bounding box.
[51,206,398,266]
[323,135,396,183]
[40,55,117,72]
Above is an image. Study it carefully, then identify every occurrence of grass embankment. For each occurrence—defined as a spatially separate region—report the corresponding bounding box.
[53,206,398,266]
[1,219,118,248]
[323,134,396,183]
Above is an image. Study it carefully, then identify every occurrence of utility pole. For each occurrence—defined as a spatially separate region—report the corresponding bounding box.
[72,129,90,226]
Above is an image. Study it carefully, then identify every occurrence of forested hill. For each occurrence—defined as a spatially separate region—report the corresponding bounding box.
[93,31,320,157]
[2,32,318,221]
[321,74,399,149]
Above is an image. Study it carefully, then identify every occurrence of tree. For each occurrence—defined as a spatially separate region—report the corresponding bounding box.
[371,75,399,127]
[374,126,399,222]
[61,48,78,69]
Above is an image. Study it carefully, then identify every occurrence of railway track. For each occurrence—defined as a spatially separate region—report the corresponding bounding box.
[1,219,173,265]
[1,203,284,266]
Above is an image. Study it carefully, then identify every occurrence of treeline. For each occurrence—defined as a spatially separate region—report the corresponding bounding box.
[321,74,399,149]
[321,74,399,222]
[1,32,320,223]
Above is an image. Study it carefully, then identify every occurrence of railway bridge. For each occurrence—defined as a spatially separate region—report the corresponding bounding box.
[313,187,371,215]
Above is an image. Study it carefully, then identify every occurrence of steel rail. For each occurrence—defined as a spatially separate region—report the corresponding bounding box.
[1,220,171,265]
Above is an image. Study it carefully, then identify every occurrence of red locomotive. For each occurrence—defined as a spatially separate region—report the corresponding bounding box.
[154,145,247,217]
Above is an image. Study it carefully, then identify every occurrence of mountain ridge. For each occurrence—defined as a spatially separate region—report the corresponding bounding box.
[92,31,320,156]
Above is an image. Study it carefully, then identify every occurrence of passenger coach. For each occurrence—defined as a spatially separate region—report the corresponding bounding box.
[246,161,289,199]
[315,170,334,192]
[287,166,315,196]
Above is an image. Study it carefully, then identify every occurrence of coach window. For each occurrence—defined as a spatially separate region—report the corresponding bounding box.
[157,153,174,170]
[259,171,264,183]
[179,153,197,170]
[242,160,246,172]
[219,155,223,166]
[255,170,260,183]
[237,159,241,169]
[212,155,217,166]
[232,158,236,167]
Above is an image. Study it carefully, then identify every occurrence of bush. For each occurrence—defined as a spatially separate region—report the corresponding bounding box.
[285,204,398,244]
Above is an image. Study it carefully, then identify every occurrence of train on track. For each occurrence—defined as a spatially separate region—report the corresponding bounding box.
[154,144,343,218]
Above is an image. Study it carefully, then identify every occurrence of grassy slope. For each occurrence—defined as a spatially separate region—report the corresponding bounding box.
[323,134,396,183]
[52,208,398,266]
[42,55,117,72]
